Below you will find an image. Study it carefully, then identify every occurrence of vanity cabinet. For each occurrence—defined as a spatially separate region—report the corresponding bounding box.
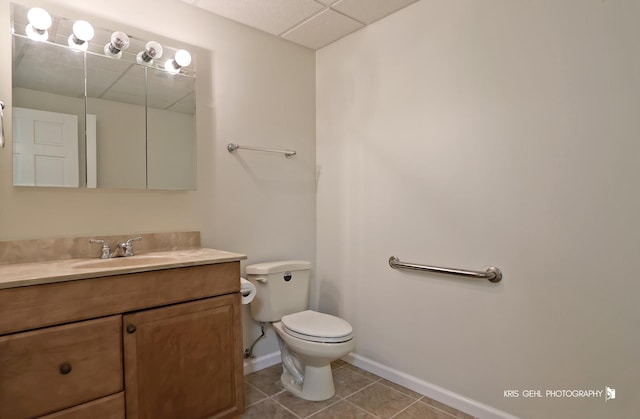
[0,262,244,419]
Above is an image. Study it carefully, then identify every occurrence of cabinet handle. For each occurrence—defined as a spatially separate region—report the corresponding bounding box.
[126,324,137,334]
[59,362,72,375]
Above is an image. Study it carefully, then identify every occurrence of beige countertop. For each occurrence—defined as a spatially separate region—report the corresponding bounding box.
[0,248,246,290]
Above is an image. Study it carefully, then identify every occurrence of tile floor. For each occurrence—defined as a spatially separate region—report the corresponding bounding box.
[242,360,477,419]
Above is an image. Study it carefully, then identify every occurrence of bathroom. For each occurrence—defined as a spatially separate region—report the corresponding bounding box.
[0,0,636,418]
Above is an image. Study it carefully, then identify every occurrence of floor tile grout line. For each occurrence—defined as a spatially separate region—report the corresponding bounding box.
[245,381,269,397]
[345,380,420,419]
[271,397,305,419]
[421,399,468,419]
[244,381,270,409]
[342,398,382,419]
[271,388,346,419]
[245,398,268,409]
[425,404,463,419]
[388,398,421,419]
[343,365,382,381]
[376,380,423,401]
[341,378,380,399]
[302,398,344,419]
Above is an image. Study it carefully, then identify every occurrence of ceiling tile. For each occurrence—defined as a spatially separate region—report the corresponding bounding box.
[194,0,324,35]
[282,9,363,49]
[332,0,418,25]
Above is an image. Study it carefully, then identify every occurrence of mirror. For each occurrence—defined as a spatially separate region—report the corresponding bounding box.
[146,67,196,190]
[10,2,197,190]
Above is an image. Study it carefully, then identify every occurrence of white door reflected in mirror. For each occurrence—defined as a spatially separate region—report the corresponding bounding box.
[12,107,79,187]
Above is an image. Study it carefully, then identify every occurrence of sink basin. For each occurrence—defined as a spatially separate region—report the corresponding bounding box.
[72,255,177,269]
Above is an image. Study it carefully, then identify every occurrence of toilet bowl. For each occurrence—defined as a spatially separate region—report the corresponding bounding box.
[273,310,355,401]
[246,261,355,401]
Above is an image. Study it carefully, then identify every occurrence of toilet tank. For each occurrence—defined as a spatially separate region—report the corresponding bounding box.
[246,260,311,322]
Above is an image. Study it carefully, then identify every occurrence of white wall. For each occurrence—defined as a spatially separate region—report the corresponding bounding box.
[0,0,315,358]
[316,0,639,418]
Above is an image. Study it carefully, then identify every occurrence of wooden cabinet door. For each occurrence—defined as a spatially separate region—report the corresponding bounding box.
[123,294,244,419]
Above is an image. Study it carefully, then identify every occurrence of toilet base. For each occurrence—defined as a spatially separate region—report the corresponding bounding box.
[280,364,335,401]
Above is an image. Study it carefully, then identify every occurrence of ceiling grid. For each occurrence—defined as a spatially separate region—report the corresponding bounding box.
[181,0,419,49]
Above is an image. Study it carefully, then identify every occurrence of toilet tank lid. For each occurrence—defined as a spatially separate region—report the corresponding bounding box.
[246,260,311,274]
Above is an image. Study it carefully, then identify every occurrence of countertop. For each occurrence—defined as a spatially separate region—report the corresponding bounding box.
[0,248,247,290]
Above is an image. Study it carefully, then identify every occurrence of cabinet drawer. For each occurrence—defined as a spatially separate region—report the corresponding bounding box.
[0,316,123,418]
[39,393,125,419]
[0,262,240,335]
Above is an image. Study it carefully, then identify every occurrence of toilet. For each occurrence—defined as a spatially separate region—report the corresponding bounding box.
[246,260,354,401]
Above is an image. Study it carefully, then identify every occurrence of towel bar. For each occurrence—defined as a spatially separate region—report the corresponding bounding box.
[227,143,296,158]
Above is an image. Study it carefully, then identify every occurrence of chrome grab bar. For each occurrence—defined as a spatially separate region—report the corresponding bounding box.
[388,256,502,283]
[227,143,296,158]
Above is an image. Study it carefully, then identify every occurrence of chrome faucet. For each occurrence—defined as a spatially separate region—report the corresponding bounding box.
[89,239,112,259]
[90,236,142,258]
[117,236,142,257]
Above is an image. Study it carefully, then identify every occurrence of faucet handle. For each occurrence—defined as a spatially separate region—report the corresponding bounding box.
[125,236,142,246]
[121,236,142,257]
[89,239,111,259]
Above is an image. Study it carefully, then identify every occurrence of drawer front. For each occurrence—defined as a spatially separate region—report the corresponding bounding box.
[39,393,125,419]
[0,316,123,418]
[0,262,240,335]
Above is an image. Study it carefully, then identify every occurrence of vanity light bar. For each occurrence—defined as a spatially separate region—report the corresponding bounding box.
[21,6,193,75]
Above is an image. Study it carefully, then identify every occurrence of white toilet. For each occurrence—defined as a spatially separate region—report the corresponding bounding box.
[246,260,354,401]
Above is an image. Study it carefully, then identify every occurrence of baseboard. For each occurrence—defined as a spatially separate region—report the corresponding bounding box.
[343,353,519,419]
[243,351,281,375]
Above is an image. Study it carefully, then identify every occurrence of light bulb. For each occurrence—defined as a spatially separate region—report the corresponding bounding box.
[174,49,191,67]
[68,20,94,51]
[136,41,163,65]
[25,7,52,41]
[73,20,94,41]
[104,31,130,59]
[164,49,191,74]
[28,7,52,30]
[164,60,180,74]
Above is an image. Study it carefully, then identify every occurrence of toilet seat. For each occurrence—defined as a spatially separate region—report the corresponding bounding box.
[281,310,353,343]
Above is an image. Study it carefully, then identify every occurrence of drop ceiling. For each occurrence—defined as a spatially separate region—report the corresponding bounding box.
[178,0,420,50]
